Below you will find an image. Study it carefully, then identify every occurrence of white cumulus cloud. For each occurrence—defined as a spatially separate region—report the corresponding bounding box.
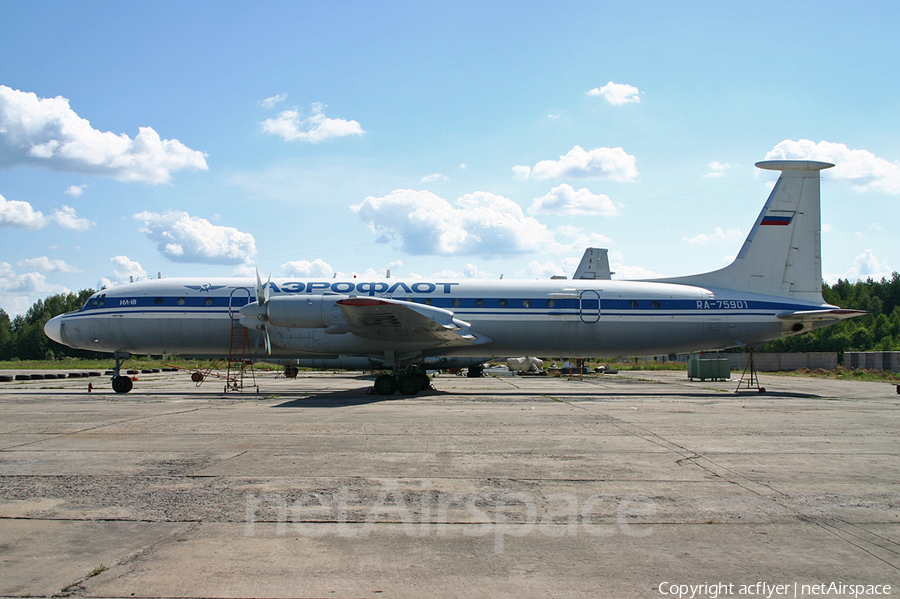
[547,224,613,256]
[421,173,448,183]
[765,139,900,194]
[17,256,81,273]
[0,261,69,316]
[0,194,93,231]
[607,251,665,280]
[0,85,208,184]
[133,210,257,264]
[529,184,621,216]
[351,189,552,256]
[65,184,86,197]
[429,263,496,279]
[51,205,94,232]
[97,255,148,289]
[0,194,49,229]
[840,249,893,282]
[259,93,289,109]
[281,258,334,278]
[514,146,638,181]
[704,161,734,178]
[586,81,642,106]
[526,260,568,279]
[261,102,365,143]
[682,227,744,245]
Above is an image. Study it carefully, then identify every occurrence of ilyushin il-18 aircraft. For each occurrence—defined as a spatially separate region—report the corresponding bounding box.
[45,160,864,394]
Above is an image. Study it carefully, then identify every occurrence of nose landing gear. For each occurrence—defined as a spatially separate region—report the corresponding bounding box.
[111,353,133,394]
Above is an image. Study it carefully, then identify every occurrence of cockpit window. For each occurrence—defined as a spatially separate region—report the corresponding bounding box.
[83,296,105,310]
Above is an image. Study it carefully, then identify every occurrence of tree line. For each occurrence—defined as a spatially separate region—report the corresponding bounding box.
[0,289,99,361]
[758,272,900,354]
[2,274,900,361]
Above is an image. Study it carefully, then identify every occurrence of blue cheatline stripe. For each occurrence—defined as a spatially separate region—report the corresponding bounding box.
[75,295,820,315]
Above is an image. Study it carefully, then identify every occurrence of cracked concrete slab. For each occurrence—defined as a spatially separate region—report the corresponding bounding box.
[0,369,898,597]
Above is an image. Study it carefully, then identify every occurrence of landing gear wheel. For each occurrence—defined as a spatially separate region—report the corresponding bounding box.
[415,372,431,390]
[112,375,133,394]
[397,374,421,395]
[284,365,299,379]
[191,372,204,383]
[374,374,397,395]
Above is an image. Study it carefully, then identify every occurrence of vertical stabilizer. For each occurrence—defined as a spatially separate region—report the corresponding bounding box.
[654,160,834,302]
[574,248,613,280]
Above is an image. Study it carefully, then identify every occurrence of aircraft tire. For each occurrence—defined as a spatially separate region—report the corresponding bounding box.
[112,375,133,394]
[374,374,397,395]
[397,374,420,395]
[415,372,431,390]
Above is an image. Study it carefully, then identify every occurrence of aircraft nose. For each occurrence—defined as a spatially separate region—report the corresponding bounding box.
[44,315,64,345]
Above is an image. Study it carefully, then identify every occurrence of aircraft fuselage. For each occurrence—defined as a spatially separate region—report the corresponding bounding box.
[46,276,824,359]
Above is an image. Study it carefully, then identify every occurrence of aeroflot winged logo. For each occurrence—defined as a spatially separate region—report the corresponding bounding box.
[219,281,462,297]
[185,283,228,292]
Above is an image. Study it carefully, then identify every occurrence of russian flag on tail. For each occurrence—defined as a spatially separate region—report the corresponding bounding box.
[761,214,793,226]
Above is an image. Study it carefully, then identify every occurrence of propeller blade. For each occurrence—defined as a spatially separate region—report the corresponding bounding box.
[264,273,271,304]
[255,268,266,305]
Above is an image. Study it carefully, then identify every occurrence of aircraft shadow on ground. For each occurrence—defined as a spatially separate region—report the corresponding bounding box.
[269,384,822,408]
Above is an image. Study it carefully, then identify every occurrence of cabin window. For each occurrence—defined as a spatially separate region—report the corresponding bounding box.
[176,297,186,306]
[522,299,532,308]
[424,298,433,306]
[547,299,556,308]
[630,300,639,308]
[452,298,461,307]
[652,300,661,309]
[498,299,508,307]
[155,297,164,306]
[205,298,215,306]
[475,299,485,307]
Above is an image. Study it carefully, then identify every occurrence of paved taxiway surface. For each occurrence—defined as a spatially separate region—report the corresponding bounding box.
[1,369,898,598]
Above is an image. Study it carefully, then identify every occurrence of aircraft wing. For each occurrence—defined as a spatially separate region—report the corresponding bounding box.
[776,308,867,324]
[337,297,492,347]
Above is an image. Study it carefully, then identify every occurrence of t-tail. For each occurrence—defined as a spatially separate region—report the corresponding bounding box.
[657,160,835,303]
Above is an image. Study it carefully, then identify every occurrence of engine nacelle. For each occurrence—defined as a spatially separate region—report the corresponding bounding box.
[240,295,349,329]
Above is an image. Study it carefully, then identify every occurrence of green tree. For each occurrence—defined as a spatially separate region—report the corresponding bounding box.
[4,290,97,360]
[757,273,900,353]
[849,327,874,351]
[0,309,12,360]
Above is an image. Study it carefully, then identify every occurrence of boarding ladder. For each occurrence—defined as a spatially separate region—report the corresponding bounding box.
[225,294,257,393]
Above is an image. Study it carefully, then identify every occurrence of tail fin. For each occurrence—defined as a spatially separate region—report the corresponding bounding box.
[656,159,834,302]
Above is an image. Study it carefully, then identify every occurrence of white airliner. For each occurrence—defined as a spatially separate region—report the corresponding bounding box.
[45,160,864,394]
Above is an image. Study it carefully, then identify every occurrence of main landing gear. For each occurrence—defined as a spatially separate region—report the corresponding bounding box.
[111,353,133,394]
[373,369,432,396]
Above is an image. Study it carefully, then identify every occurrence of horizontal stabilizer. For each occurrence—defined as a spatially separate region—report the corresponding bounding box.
[776,308,868,322]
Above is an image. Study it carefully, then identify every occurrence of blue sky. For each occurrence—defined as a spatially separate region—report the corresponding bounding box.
[1,1,899,315]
